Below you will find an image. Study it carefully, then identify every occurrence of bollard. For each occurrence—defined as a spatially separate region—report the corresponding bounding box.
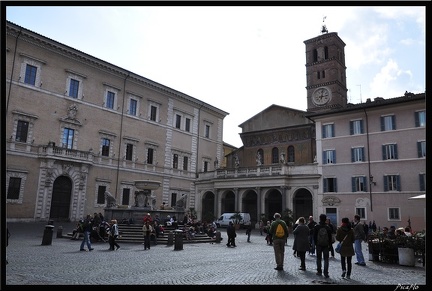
[167,231,174,245]
[215,231,221,243]
[56,226,63,238]
[174,229,183,251]
[41,225,55,245]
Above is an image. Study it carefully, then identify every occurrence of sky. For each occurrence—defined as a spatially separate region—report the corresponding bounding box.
[5,5,426,148]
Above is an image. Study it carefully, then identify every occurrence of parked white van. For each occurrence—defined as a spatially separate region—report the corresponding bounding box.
[215,213,251,228]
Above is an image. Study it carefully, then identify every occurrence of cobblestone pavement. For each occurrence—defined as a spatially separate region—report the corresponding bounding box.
[4,222,427,288]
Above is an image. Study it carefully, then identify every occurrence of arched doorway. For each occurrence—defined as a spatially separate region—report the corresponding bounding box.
[265,189,282,221]
[201,191,216,222]
[50,176,72,220]
[242,190,257,224]
[221,190,235,213]
[292,188,313,220]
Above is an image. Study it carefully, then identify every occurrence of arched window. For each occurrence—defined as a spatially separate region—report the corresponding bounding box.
[324,46,329,59]
[287,146,295,163]
[272,147,279,163]
[313,49,318,62]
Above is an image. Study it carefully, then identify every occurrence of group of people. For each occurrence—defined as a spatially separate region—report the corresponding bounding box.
[287,213,367,279]
[78,214,121,252]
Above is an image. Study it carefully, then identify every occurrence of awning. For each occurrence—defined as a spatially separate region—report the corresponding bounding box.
[408,194,425,200]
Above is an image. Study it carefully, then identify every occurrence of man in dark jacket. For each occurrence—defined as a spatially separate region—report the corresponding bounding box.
[313,214,332,278]
[226,221,237,247]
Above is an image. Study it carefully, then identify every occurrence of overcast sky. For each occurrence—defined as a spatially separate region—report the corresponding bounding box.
[5,5,425,148]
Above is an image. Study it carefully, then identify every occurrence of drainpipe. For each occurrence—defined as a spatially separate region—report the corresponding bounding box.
[364,108,373,212]
[6,28,22,114]
[115,72,130,199]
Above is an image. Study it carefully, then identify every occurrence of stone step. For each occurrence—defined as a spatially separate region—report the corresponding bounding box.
[64,223,220,245]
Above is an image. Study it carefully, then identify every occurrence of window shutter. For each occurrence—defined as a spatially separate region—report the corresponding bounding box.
[382,145,386,160]
[419,174,425,191]
[380,116,385,131]
[323,178,328,192]
[394,144,398,159]
[350,121,354,135]
[392,115,396,130]
[361,148,365,161]
[334,178,337,192]
[351,148,355,162]
[384,176,388,191]
[333,150,336,164]
[417,141,422,158]
[351,177,356,192]
[415,112,420,127]
[396,175,401,191]
[322,125,326,138]
[363,176,368,192]
[360,120,364,133]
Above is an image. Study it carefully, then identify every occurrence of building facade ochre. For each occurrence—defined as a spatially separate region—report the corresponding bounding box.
[5,21,425,232]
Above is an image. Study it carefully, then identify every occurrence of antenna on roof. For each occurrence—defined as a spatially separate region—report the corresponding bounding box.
[321,16,328,34]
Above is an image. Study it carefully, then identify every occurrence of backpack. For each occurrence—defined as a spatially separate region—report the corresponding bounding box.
[317,226,329,246]
[275,223,285,238]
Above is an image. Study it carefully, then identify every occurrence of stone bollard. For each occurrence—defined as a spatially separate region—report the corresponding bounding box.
[167,231,174,245]
[56,226,63,238]
[215,231,221,243]
[41,225,55,245]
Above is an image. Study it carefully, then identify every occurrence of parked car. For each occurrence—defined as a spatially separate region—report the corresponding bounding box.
[215,213,251,228]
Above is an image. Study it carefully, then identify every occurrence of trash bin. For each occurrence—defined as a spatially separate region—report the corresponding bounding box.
[56,226,63,238]
[41,225,55,245]
[174,229,183,251]
[167,231,174,246]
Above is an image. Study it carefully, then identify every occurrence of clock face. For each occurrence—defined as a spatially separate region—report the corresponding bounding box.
[313,87,331,105]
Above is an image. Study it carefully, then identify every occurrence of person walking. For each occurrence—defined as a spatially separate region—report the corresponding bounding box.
[108,219,120,251]
[307,215,317,255]
[326,218,336,258]
[336,217,355,279]
[80,214,94,251]
[269,212,289,271]
[226,221,237,247]
[313,214,332,278]
[246,223,252,243]
[292,217,310,271]
[352,214,366,266]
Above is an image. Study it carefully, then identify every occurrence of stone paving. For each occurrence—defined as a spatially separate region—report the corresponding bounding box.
[4,222,427,287]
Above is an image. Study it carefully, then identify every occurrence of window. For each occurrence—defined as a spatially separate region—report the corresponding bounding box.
[7,177,21,200]
[129,98,138,116]
[173,154,178,169]
[69,79,80,98]
[419,173,425,191]
[351,147,365,162]
[122,188,130,206]
[62,128,74,149]
[106,91,115,109]
[97,185,106,204]
[287,146,295,163]
[24,64,37,85]
[147,148,154,164]
[185,118,191,132]
[322,124,334,138]
[323,150,336,164]
[257,149,264,165]
[323,177,337,192]
[203,161,209,172]
[15,120,29,142]
[272,147,279,163]
[355,208,366,220]
[415,111,425,127]
[183,156,188,171]
[384,175,401,191]
[382,144,398,160]
[125,143,133,161]
[381,115,396,131]
[417,141,426,158]
[205,125,210,138]
[101,138,110,156]
[322,70,325,78]
[350,120,363,135]
[352,176,367,192]
[150,105,157,121]
[175,114,181,129]
[317,71,320,79]
[388,208,400,220]
[171,193,177,207]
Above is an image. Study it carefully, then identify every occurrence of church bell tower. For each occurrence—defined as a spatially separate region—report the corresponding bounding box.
[304,19,348,112]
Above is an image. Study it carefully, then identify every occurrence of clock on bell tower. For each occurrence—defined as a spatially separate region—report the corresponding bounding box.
[304,25,348,112]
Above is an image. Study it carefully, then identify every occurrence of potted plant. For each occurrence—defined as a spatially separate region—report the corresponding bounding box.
[395,231,425,266]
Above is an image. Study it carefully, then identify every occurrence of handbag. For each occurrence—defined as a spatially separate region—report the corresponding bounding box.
[335,234,347,253]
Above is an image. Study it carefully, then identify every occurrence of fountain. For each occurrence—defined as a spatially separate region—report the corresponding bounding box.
[103,180,187,224]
